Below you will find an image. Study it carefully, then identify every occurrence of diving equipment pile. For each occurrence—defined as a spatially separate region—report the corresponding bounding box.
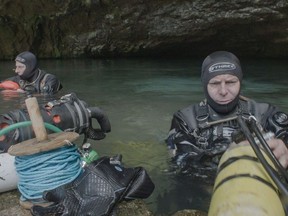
[2,94,155,215]
[31,155,155,216]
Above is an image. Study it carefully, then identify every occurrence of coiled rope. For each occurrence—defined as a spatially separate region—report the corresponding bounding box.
[0,121,83,202]
[16,145,82,201]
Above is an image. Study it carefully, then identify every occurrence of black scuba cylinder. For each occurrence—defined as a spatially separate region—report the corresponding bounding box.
[0,93,111,152]
[0,109,32,152]
[41,93,90,134]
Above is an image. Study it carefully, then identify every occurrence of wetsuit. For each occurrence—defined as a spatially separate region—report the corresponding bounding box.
[6,69,62,94]
[166,97,288,173]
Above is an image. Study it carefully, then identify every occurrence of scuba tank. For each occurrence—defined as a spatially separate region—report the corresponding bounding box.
[209,116,288,216]
[0,93,111,152]
[208,145,285,216]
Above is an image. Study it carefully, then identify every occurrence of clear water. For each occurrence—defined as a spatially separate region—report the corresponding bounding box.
[1,57,288,215]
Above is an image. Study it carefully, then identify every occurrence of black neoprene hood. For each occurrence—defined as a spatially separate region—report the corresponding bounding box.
[201,51,242,86]
[15,51,38,80]
[201,51,243,114]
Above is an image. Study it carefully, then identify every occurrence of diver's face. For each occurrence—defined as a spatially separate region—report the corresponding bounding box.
[207,74,240,105]
[15,61,26,76]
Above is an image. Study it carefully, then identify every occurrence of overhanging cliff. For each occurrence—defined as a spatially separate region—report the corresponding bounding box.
[1,0,288,59]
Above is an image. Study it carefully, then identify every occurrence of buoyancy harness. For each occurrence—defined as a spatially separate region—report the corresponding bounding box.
[168,96,283,178]
[175,96,272,150]
[18,69,45,93]
[16,69,62,93]
[0,93,111,152]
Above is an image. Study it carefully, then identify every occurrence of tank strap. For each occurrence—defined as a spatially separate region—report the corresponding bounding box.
[239,96,271,125]
[73,99,89,133]
[196,100,209,123]
[40,72,49,90]
[177,100,209,132]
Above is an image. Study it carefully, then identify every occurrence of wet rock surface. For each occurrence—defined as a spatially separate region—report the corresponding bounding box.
[0,190,207,216]
[0,0,288,59]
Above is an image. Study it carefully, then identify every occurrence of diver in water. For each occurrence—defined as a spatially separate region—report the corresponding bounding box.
[0,51,62,94]
[166,51,288,175]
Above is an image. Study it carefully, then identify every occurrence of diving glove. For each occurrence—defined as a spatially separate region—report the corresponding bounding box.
[31,156,155,216]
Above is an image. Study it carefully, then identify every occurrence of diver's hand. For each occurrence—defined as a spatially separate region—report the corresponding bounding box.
[16,89,25,93]
[267,138,288,169]
[236,138,288,169]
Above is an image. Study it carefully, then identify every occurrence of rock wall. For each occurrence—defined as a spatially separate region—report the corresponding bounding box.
[0,0,288,59]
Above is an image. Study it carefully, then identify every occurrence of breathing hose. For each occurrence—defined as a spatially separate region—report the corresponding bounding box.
[0,121,62,136]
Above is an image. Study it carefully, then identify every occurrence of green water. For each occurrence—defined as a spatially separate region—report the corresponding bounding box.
[1,57,288,215]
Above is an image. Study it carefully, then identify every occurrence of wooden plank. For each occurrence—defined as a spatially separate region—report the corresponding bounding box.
[25,97,47,141]
[8,132,79,156]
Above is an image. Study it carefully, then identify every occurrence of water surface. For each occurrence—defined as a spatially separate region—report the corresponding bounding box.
[1,57,288,215]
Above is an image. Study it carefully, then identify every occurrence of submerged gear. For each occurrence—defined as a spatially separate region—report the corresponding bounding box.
[167,96,288,175]
[15,51,38,80]
[201,51,243,114]
[0,93,111,152]
[31,155,155,216]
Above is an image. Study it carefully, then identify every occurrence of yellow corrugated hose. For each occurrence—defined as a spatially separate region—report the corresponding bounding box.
[208,145,285,216]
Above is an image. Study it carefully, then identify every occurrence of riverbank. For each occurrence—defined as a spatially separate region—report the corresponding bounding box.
[0,190,155,216]
[0,189,208,216]
[0,190,30,216]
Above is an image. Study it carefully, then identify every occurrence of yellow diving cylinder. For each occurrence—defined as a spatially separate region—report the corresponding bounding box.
[208,145,285,216]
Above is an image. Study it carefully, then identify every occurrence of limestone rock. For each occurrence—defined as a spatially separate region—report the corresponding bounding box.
[0,0,288,58]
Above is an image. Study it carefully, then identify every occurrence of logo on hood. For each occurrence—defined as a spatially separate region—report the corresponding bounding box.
[15,56,26,63]
[209,62,236,73]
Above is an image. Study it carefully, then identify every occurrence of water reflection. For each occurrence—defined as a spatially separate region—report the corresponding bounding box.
[0,58,288,215]
[154,175,213,215]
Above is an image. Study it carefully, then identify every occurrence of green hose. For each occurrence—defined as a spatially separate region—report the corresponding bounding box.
[0,121,99,164]
[0,121,62,137]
